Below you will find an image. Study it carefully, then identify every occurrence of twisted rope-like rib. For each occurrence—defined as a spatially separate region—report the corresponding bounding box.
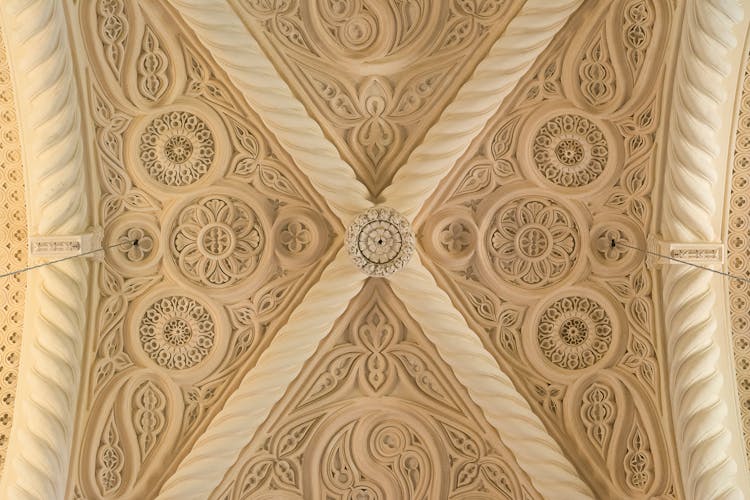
[380,0,581,221]
[661,1,743,498]
[390,259,593,500]
[168,0,372,224]
[0,1,90,499]
[157,248,366,500]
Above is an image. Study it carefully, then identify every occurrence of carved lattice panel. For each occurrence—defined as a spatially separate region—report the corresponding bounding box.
[728,45,750,470]
[0,21,26,476]
[418,0,683,497]
[230,0,525,195]
[66,2,341,498]
[212,280,541,500]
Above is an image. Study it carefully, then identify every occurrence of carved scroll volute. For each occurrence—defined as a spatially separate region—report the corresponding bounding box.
[562,1,630,115]
[301,401,447,500]
[564,371,670,498]
[79,372,183,499]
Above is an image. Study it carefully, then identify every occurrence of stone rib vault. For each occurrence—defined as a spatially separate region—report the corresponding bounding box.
[0,0,749,499]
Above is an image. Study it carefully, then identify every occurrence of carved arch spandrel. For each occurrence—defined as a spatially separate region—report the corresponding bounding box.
[229,0,526,196]
[416,0,681,497]
[66,1,342,498]
[210,280,541,500]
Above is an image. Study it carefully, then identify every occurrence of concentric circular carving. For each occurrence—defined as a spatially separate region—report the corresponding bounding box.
[537,296,613,370]
[139,111,215,187]
[346,207,414,277]
[487,196,580,289]
[138,296,215,370]
[532,114,608,188]
[171,195,264,287]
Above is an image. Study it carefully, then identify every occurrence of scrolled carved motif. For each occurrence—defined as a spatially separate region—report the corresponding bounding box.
[211,281,541,500]
[170,195,265,288]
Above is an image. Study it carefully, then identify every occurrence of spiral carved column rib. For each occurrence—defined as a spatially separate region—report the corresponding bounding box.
[157,249,367,500]
[380,0,582,221]
[0,1,90,499]
[167,0,373,224]
[390,258,594,500]
[661,0,743,498]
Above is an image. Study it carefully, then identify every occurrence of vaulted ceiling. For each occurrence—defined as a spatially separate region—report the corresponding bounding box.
[1,0,750,499]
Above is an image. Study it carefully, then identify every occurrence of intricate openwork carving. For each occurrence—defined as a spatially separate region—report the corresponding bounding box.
[0,22,25,474]
[139,111,215,187]
[537,296,613,370]
[213,282,540,499]
[137,296,215,370]
[533,113,609,188]
[346,207,414,277]
[170,195,265,287]
[234,0,524,194]
[487,196,580,289]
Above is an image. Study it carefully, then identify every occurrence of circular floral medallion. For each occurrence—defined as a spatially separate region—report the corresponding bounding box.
[346,207,414,277]
[171,196,264,287]
[139,111,215,187]
[537,296,612,370]
[487,197,579,289]
[532,114,608,188]
[138,296,215,370]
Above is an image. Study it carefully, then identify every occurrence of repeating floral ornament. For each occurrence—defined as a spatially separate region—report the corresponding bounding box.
[139,110,216,187]
[211,282,541,500]
[170,195,265,288]
[728,43,750,468]
[68,1,340,498]
[0,22,25,474]
[233,0,524,194]
[138,296,216,370]
[417,0,677,496]
[487,196,580,289]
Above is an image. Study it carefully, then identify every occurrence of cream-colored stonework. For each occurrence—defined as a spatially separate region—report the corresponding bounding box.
[0,21,25,476]
[1,0,749,499]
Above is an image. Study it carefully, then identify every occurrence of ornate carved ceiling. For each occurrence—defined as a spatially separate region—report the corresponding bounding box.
[2,0,750,499]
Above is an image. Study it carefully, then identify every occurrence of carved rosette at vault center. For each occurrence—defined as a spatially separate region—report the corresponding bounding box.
[346,207,414,277]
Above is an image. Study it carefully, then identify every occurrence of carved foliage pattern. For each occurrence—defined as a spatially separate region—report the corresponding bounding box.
[728,45,750,468]
[71,2,339,498]
[419,0,676,497]
[212,282,541,500]
[0,22,26,475]
[234,0,523,194]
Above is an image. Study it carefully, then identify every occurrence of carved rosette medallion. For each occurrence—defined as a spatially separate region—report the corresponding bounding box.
[533,113,609,188]
[171,195,265,287]
[537,295,613,371]
[486,196,580,289]
[138,296,215,370]
[139,110,215,187]
[346,207,414,277]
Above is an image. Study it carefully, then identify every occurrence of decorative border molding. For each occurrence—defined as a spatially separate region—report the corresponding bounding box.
[0,1,91,499]
[380,0,583,221]
[167,0,373,225]
[660,0,744,498]
[390,258,594,500]
[156,249,367,500]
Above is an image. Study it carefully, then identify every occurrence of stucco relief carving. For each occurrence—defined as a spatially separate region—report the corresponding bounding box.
[728,44,750,469]
[0,22,25,475]
[211,281,541,500]
[231,0,525,195]
[418,0,679,497]
[67,2,340,498]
